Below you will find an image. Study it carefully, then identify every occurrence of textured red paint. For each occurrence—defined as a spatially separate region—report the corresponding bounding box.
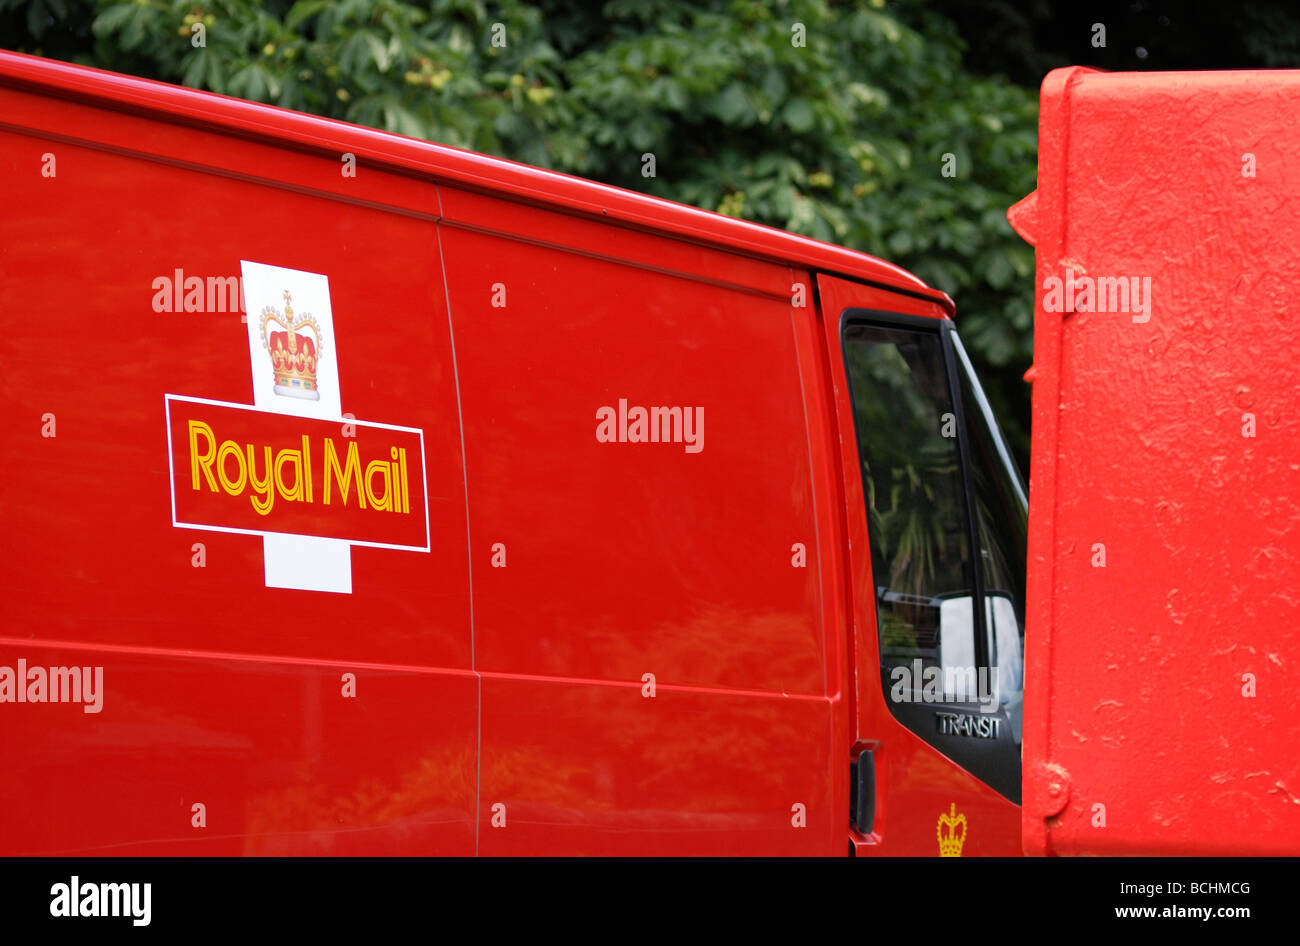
[1012,67,1300,855]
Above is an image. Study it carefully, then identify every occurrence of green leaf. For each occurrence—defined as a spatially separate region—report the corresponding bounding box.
[781,97,815,133]
[985,251,1015,290]
[363,31,389,72]
[90,3,136,38]
[286,0,331,31]
[714,81,752,125]
[182,49,209,89]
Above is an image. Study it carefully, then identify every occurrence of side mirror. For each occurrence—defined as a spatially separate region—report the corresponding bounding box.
[937,593,1023,726]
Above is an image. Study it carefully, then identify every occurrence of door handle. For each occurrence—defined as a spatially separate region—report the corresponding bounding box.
[850,748,876,835]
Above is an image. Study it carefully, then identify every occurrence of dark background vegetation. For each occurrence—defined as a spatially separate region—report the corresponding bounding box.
[4,0,1299,469]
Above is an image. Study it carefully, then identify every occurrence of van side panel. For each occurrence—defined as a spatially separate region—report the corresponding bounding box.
[0,75,861,856]
[0,93,476,853]
[436,193,838,853]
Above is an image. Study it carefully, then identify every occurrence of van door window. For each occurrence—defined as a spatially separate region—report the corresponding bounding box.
[842,322,977,694]
[951,330,1028,744]
[842,314,1023,803]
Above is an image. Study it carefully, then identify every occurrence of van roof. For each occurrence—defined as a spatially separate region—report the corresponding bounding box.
[0,50,952,313]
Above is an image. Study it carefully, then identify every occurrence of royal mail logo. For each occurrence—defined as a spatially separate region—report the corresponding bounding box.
[166,397,427,548]
[937,803,967,857]
[165,262,429,594]
[260,291,322,399]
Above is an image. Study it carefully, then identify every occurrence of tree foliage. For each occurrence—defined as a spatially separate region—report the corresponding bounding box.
[1,0,1039,459]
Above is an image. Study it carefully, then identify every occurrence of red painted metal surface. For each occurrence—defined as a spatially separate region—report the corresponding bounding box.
[437,189,845,853]
[1012,67,1300,855]
[0,97,477,851]
[0,49,949,313]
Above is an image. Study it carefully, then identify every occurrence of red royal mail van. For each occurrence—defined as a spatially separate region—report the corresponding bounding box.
[0,50,1029,856]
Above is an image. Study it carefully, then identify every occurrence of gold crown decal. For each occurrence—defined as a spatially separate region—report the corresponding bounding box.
[937,803,967,857]
[260,290,323,401]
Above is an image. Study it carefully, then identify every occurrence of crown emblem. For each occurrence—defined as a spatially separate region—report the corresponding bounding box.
[937,803,967,857]
[260,290,322,400]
